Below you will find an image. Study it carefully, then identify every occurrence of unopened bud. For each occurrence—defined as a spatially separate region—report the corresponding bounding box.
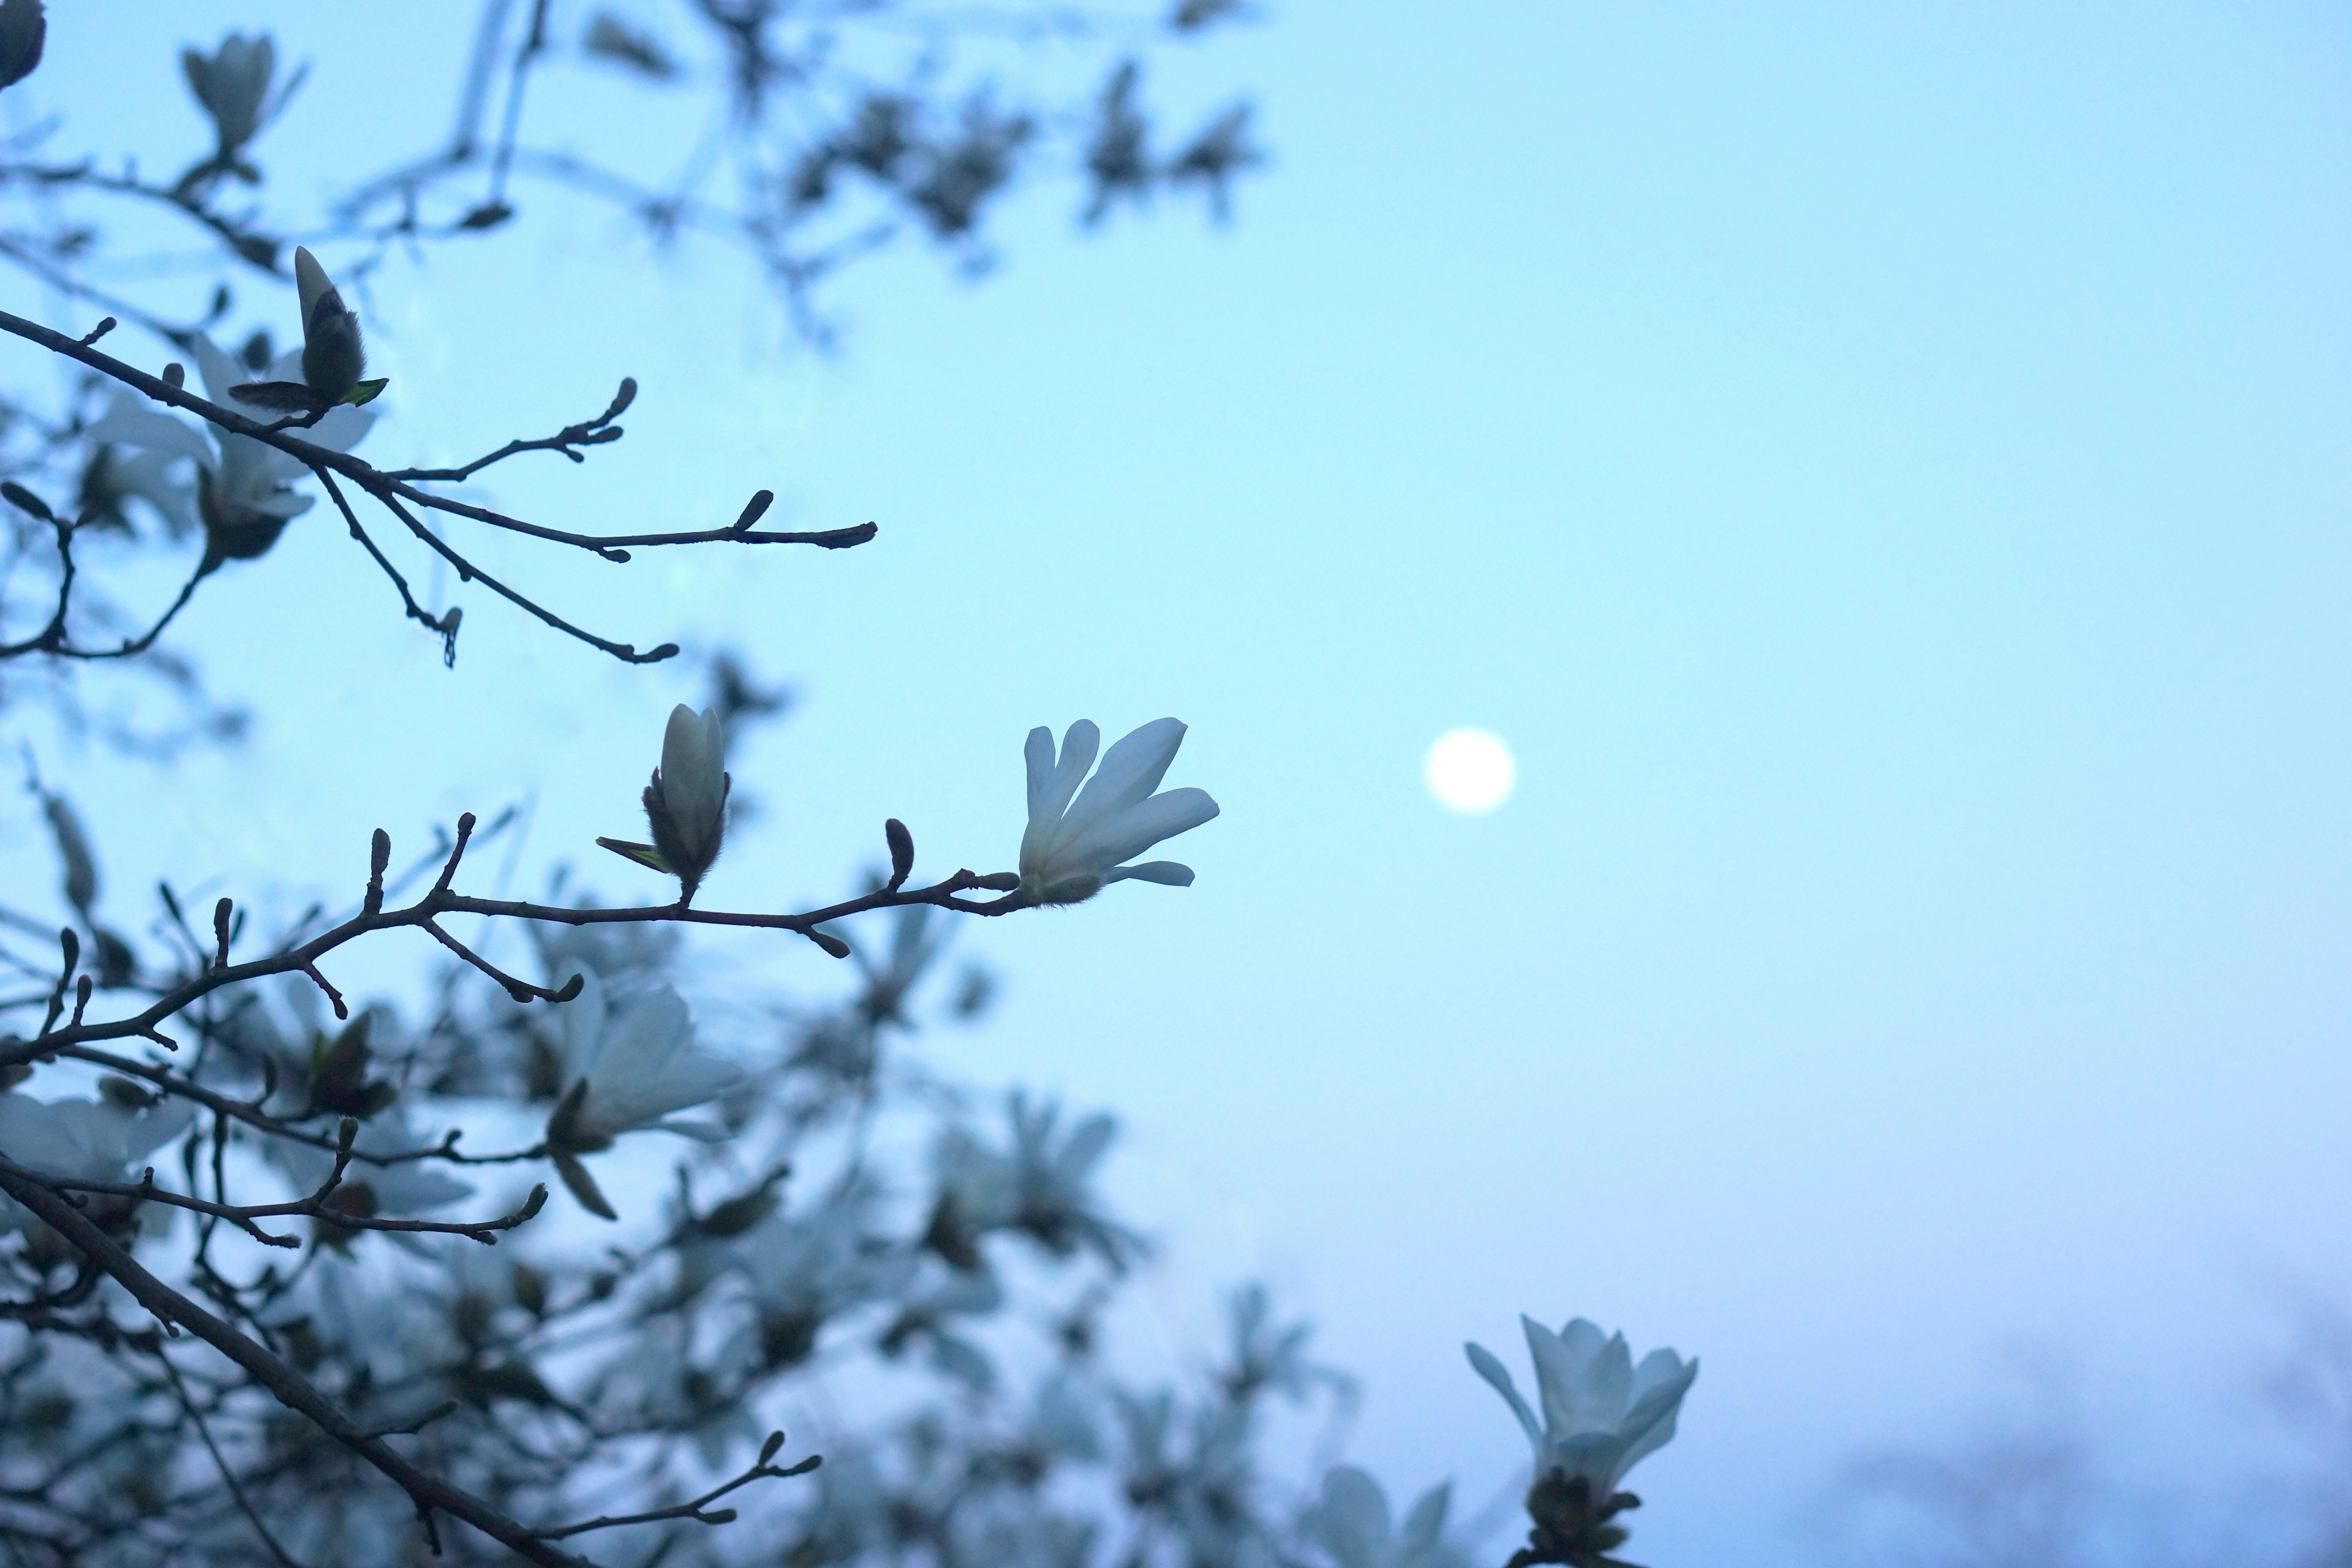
[884,818,914,888]
[293,246,365,401]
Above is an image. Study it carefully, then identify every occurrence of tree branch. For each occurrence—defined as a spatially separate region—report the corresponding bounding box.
[0,1161,596,1568]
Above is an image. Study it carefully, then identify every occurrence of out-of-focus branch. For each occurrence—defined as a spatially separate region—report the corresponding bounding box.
[0,1161,596,1568]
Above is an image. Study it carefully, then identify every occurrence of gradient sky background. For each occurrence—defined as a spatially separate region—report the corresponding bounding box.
[9,4,2352,1563]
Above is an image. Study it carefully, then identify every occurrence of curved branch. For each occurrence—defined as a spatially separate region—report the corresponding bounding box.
[0,1162,595,1568]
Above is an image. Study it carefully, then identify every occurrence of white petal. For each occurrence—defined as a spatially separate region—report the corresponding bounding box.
[1020,720,1098,880]
[1102,859,1193,886]
[1610,1355,1698,1486]
[189,334,249,406]
[1056,718,1185,845]
[1054,787,1219,879]
[306,402,376,455]
[1313,1466,1390,1568]
[86,395,219,467]
[1399,1481,1452,1555]
[1464,1341,1544,1455]
[1053,1114,1116,1182]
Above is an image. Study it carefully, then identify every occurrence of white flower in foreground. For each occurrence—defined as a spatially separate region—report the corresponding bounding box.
[0,1091,195,1238]
[545,971,742,1218]
[83,333,374,564]
[1466,1316,1697,1502]
[1019,718,1219,904]
[1310,1466,1461,1568]
[598,704,729,902]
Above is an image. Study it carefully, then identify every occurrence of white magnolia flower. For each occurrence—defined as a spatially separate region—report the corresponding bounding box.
[599,705,729,899]
[1310,1466,1461,1568]
[1466,1317,1697,1501]
[181,32,290,154]
[83,333,374,561]
[549,970,742,1150]
[0,1091,195,1235]
[1019,718,1219,903]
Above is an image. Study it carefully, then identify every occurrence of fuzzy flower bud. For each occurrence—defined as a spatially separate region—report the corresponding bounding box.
[601,706,731,901]
[293,246,365,402]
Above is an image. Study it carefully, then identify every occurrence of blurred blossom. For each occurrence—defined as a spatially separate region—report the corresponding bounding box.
[926,1091,1140,1270]
[263,1110,473,1248]
[0,1091,194,1243]
[961,1510,1099,1568]
[850,902,949,1025]
[601,1325,764,1468]
[735,1195,918,1368]
[1222,1281,1343,1404]
[81,333,374,564]
[880,1267,1003,1388]
[1019,718,1219,904]
[788,1444,895,1566]
[1115,1389,1264,1566]
[1309,1466,1463,1568]
[181,32,296,157]
[530,904,679,984]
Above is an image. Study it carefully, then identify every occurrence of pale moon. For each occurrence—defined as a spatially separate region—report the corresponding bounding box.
[1423,728,1516,814]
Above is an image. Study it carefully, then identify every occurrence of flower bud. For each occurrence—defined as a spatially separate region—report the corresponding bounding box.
[293,247,365,402]
[643,704,729,900]
[0,0,44,91]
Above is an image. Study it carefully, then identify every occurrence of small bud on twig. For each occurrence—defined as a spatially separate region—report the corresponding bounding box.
[731,489,774,533]
[884,818,914,889]
[2,480,53,521]
[364,827,390,914]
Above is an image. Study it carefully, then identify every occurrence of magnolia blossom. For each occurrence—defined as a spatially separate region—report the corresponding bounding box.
[1310,1466,1461,1568]
[600,705,729,900]
[1019,718,1218,903]
[0,1091,195,1237]
[549,971,741,1150]
[734,1200,918,1367]
[181,32,288,155]
[1466,1317,1697,1501]
[82,333,373,562]
[927,1092,1139,1270]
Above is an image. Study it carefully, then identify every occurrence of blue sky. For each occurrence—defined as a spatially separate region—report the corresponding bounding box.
[10,3,2352,1561]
